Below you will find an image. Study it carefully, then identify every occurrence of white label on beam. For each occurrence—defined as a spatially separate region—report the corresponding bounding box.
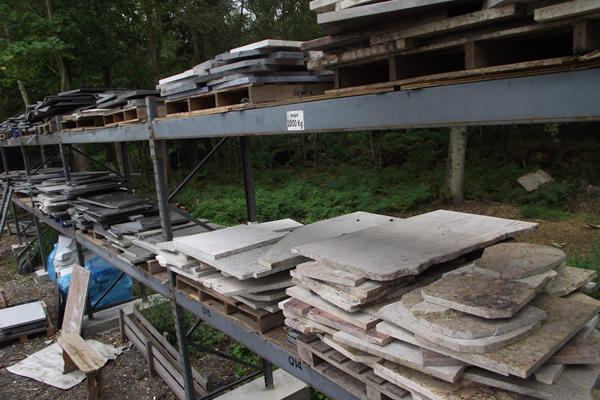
[286,110,304,131]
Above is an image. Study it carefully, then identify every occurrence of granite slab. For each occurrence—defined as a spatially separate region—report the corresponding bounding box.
[421,272,536,319]
[374,361,521,400]
[200,270,292,296]
[474,242,565,279]
[259,211,398,269]
[293,210,538,281]
[382,294,600,378]
[173,224,285,260]
[398,289,547,340]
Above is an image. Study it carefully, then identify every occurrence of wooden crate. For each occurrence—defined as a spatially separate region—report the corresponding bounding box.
[176,274,284,333]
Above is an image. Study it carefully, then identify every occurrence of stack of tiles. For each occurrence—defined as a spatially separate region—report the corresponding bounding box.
[282,210,600,400]
[158,39,333,115]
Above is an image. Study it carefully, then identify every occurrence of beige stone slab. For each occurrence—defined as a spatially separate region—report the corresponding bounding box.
[286,286,381,329]
[464,361,600,400]
[244,289,288,302]
[201,270,292,296]
[322,334,382,364]
[534,364,566,385]
[394,295,600,378]
[295,261,367,286]
[474,242,565,279]
[309,307,394,346]
[380,296,541,354]
[566,292,600,307]
[293,210,538,281]
[517,169,554,191]
[333,331,465,383]
[546,266,597,297]
[259,211,398,269]
[421,272,536,319]
[579,314,600,340]
[173,224,285,260]
[282,311,336,335]
[374,362,521,400]
[399,289,547,339]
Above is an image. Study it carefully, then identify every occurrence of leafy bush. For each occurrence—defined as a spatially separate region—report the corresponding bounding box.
[568,241,600,297]
[521,205,570,221]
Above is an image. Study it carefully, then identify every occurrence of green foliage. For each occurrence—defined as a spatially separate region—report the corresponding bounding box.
[310,389,330,400]
[229,343,261,377]
[568,242,600,297]
[521,205,570,221]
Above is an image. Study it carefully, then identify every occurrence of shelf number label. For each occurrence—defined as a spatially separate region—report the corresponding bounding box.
[286,110,304,131]
[288,356,302,370]
[201,306,211,318]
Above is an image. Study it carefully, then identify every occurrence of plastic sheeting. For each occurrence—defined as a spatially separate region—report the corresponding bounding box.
[7,339,126,390]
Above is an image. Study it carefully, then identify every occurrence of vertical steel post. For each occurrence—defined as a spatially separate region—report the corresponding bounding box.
[240,136,257,223]
[20,142,47,269]
[146,96,194,400]
[262,359,274,389]
[120,142,133,194]
[1,146,22,245]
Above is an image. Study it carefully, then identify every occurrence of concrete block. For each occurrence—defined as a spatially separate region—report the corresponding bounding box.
[216,368,309,400]
[35,269,50,283]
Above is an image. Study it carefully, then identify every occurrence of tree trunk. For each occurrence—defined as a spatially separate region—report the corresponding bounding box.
[446,126,467,203]
[144,0,160,84]
[44,0,71,92]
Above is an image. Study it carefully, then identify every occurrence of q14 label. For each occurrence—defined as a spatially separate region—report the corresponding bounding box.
[286,110,304,131]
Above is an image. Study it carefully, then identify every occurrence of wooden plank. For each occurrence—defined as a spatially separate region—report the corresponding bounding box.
[62,264,91,335]
[534,0,600,22]
[370,4,525,45]
[294,210,537,281]
[574,19,600,53]
[58,333,106,374]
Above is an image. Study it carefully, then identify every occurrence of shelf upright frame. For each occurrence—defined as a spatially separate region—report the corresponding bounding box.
[146,95,195,400]
[1,145,23,245]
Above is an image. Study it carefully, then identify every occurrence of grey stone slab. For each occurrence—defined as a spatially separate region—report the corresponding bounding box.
[244,289,288,302]
[0,301,47,330]
[374,361,521,400]
[518,169,553,192]
[474,242,565,279]
[382,295,599,378]
[173,224,285,260]
[293,210,538,281]
[216,368,309,400]
[333,331,465,383]
[322,334,382,365]
[286,286,380,330]
[546,331,600,365]
[379,293,542,354]
[201,270,293,296]
[534,364,566,385]
[421,272,536,319]
[512,269,558,292]
[209,58,305,75]
[420,348,467,367]
[295,261,367,287]
[399,289,547,339]
[546,266,597,297]
[259,211,398,269]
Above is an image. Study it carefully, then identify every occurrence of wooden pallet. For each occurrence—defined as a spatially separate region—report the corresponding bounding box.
[0,313,55,344]
[104,106,148,126]
[165,82,332,116]
[307,3,600,90]
[36,120,58,135]
[61,115,106,130]
[175,274,284,333]
[296,335,410,400]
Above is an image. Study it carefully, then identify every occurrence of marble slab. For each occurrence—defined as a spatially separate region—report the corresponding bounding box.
[474,242,565,279]
[259,211,398,269]
[421,272,536,319]
[293,210,538,281]
[173,224,285,260]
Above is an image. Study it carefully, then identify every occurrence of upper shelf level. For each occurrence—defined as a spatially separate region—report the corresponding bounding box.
[2,67,600,147]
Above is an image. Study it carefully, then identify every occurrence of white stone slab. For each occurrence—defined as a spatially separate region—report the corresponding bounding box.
[0,301,47,330]
[201,271,292,296]
[259,211,399,268]
[174,224,285,260]
[295,261,367,287]
[518,169,553,191]
[230,39,304,53]
[250,218,303,232]
[293,210,538,281]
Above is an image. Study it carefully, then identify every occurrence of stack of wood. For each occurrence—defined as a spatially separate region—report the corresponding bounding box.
[281,210,600,399]
[305,0,600,91]
[157,39,334,116]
